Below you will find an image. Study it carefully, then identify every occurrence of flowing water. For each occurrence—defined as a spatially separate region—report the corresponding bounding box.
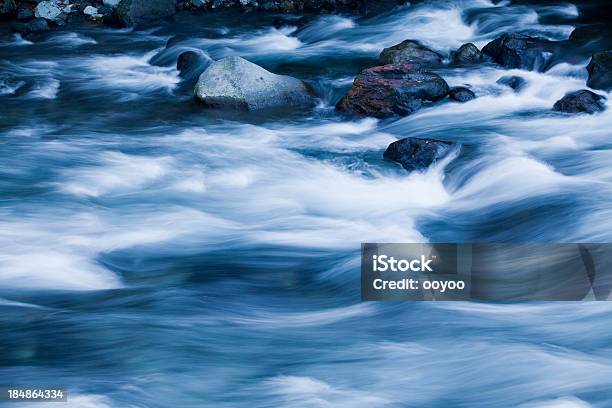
[1,0,612,406]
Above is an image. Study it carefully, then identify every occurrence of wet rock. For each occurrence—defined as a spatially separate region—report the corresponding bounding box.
[553,89,605,114]
[0,0,15,18]
[10,17,50,36]
[336,64,449,118]
[83,5,98,15]
[449,86,475,102]
[103,0,121,6]
[379,40,443,66]
[16,5,34,21]
[34,1,63,22]
[496,75,526,92]
[272,15,311,29]
[194,56,313,110]
[177,50,211,86]
[452,43,482,64]
[383,137,454,172]
[482,33,558,71]
[586,51,612,91]
[116,0,177,27]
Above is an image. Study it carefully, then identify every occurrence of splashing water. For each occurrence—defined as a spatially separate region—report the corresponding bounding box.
[1,0,611,406]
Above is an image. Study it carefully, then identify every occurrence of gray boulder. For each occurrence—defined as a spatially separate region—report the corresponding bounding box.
[34,1,62,22]
[194,56,313,110]
[452,43,482,64]
[553,90,605,114]
[384,138,454,172]
[116,0,177,27]
[379,40,443,66]
[587,51,612,91]
[449,86,475,102]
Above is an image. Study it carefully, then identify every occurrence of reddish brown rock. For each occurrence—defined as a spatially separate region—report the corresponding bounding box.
[336,64,449,118]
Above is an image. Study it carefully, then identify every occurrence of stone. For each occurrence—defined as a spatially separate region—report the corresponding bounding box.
[586,51,612,91]
[379,40,443,66]
[449,86,475,102]
[336,63,449,118]
[452,43,482,64]
[496,75,526,92]
[116,0,177,27]
[482,33,558,71]
[83,5,98,15]
[383,138,454,172]
[194,56,313,110]
[10,17,50,36]
[16,5,34,21]
[552,90,606,114]
[34,1,63,22]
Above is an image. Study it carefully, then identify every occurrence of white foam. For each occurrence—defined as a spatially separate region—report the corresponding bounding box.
[60,152,171,197]
[28,78,60,99]
[45,32,98,46]
[265,376,392,408]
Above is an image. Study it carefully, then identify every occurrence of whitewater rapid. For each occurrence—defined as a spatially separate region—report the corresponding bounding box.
[1,0,612,406]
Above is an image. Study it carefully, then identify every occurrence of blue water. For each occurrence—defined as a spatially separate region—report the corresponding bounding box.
[1,1,612,406]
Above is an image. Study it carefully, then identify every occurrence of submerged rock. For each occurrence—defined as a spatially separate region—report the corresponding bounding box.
[496,75,526,92]
[449,86,475,102]
[336,64,449,118]
[482,33,557,71]
[452,43,482,64]
[194,56,313,110]
[10,18,50,36]
[553,90,606,114]
[587,51,612,91]
[177,51,210,77]
[116,0,176,27]
[379,40,443,66]
[384,137,454,172]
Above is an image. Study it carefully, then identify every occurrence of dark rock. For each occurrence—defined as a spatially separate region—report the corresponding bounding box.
[16,5,34,21]
[452,43,481,64]
[177,50,211,80]
[0,0,15,17]
[336,64,450,118]
[496,75,526,92]
[379,40,443,66]
[383,137,454,172]
[587,51,612,91]
[482,33,558,71]
[10,17,49,35]
[553,90,606,114]
[272,15,311,28]
[449,86,475,102]
[116,0,177,27]
[194,56,313,110]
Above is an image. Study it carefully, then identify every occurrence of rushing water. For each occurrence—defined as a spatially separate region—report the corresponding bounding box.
[1,0,612,406]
